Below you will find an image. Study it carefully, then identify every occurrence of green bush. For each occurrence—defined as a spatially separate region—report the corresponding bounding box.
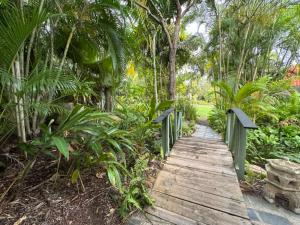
[208,108,226,135]
[182,120,196,136]
[177,99,198,121]
[247,125,300,164]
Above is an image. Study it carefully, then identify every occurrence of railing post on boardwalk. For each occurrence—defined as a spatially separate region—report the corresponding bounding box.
[177,111,183,138]
[226,108,257,181]
[174,110,177,141]
[161,115,170,157]
[153,108,182,159]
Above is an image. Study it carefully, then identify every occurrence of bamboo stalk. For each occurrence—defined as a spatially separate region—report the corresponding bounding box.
[15,59,27,143]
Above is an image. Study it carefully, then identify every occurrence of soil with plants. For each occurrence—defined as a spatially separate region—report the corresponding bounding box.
[0,148,163,225]
[0,152,121,225]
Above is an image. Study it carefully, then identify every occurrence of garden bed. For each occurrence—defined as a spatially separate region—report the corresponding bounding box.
[0,154,122,225]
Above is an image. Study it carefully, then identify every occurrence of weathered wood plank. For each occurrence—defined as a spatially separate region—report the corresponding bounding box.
[173,143,229,152]
[173,142,229,152]
[166,155,236,176]
[177,138,228,147]
[172,145,232,156]
[155,169,244,201]
[146,207,200,225]
[180,137,224,143]
[163,163,238,180]
[170,150,233,164]
[152,191,251,225]
[127,212,174,225]
[153,177,248,218]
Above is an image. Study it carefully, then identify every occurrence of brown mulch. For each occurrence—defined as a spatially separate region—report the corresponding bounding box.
[240,179,266,196]
[0,154,122,225]
[0,148,163,225]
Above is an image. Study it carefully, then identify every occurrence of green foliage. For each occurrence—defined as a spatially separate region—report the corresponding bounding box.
[0,3,48,68]
[177,99,198,121]
[244,161,266,184]
[119,154,154,217]
[182,120,196,136]
[208,107,226,135]
[247,124,300,164]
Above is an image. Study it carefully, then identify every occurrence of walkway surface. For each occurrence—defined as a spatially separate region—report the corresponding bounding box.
[128,125,251,225]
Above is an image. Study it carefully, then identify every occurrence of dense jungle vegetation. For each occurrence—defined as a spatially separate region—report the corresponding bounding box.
[0,0,299,224]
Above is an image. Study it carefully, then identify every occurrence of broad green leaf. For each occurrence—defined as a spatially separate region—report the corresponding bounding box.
[107,166,122,189]
[51,136,69,160]
[71,169,80,184]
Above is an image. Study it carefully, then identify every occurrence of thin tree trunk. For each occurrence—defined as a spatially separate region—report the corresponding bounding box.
[12,65,21,138]
[59,25,76,72]
[218,8,222,80]
[236,22,251,91]
[104,87,113,112]
[14,59,26,142]
[168,46,177,100]
[152,31,158,106]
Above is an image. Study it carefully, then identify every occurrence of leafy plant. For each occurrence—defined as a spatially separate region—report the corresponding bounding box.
[119,154,154,217]
[208,107,226,135]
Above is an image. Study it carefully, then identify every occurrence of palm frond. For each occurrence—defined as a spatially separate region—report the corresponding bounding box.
[0,3,48,69]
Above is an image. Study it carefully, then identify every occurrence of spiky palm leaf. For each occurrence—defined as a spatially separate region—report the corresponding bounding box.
[0,3,48,69]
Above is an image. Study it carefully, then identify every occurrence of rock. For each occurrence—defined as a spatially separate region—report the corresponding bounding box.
[249,164,267,177]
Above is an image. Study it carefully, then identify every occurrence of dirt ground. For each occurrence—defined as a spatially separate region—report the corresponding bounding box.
[0,152,123,225]
[0,145,163,225]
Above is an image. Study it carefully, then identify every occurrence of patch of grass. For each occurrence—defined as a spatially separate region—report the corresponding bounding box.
[195,104,213,120]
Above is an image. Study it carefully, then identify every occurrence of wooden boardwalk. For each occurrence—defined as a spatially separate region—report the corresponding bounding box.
[128,126,251,225]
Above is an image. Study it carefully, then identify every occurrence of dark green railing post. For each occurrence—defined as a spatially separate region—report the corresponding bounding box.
[153,108,182,159]
[177,111,182,138]
[161,115,170,157]
[169,114,173,147]
[234,121,247,180]
[226,108,257,181]
[225,112,234,146]
[174,110,177,141]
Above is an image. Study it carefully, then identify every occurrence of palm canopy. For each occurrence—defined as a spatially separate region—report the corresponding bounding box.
[0,2,48,70]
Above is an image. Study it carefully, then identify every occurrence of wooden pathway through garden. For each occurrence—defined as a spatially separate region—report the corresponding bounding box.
[128,125,251,225]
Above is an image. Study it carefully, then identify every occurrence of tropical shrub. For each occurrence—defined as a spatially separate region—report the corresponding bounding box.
[119,154,154,217]
[177,99,198,121]
[210,77,300,165]
[208,108,226,135]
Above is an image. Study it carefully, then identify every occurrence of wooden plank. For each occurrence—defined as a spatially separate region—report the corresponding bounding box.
[169,154,233,167]
[174,143,229,152]
[166,156,236,176]
[163,163,238,180]
[151,191,251,225]
[180,137,224,143]
[127,212,174,225]
[178,137,228,145]
[155,169,244,201]
[172,145,230,155]
[170,149,233,164]
[175,141,229,150]
[153,177,248,218]
[146,206,200,225]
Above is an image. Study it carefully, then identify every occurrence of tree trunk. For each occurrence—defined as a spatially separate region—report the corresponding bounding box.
[168,8,181,100]
[152,31,158,106]
[104,87,113,112]
[168,46,177,100]
[14,59,27,142]
[59,25,76,72]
